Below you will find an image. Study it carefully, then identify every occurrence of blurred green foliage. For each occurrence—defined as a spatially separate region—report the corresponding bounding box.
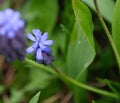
[0,0,120,103]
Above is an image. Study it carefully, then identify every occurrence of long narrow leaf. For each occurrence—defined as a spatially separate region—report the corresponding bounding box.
[112,0,120,56]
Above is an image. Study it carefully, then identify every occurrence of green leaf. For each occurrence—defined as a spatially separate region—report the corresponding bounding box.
[82,0,115,23]
[67,23,95,102]
[29,91,41,103]
[67,23,95,78]
[72,0,95,49]
[67,0,95,78]
[112,0,120,56]
[66,0,96,102]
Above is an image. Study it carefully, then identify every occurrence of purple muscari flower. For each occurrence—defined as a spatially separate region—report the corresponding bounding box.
[0,8,24,38]
[0,8,26,62]
[26,29,54,65]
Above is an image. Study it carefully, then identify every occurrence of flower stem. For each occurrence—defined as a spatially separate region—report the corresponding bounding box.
[51,64,120,99]
[93,0,120,69]
[25,58,120,99]
[25,58,57,76]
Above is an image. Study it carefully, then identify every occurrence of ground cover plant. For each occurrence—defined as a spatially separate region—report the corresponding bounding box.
[0,0,120,103]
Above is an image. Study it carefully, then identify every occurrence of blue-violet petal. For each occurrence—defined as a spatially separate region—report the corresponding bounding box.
[36,48,43,60]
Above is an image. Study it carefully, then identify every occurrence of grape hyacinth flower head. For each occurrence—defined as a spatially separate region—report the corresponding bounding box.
[26,29,54,65]
[0,8,24,38]
[0,8,26,62]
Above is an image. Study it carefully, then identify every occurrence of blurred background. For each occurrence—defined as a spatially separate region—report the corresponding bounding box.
[0,0,120,103]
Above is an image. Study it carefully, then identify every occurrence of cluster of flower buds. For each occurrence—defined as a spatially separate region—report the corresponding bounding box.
[26,29,54,65]
[0,8,26,62]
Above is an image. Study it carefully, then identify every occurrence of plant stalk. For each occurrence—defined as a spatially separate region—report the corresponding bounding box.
[93,0,120,69]
[25,58,120,99]
[51,64,120,99]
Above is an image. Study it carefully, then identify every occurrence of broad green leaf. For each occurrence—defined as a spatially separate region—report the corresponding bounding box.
[29,91,41,103]
[67,23,95,102]
[72,0,95,49]
[68,0,96,78]
[66,0,96,102]
[112,0,120,56]
[82,0,115,23]
[21,0,58,34]
[67,23,95,78]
